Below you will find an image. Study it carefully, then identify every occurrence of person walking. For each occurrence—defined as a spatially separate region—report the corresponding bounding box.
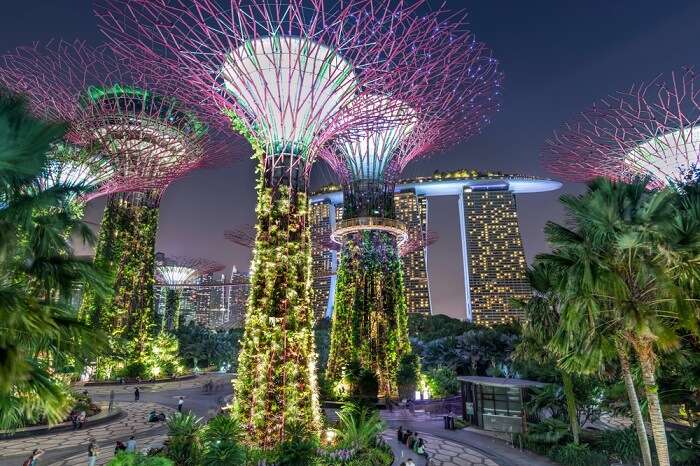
[126,436,137,453]
[134,386,140,401]
[87,438,99,466]
[21,449,43,466]
[177,396,184,412]
[108,389,115,412]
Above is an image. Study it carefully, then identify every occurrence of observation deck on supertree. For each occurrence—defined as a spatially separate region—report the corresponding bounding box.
[543,68,700,188]
[224,224,437,262]
[156,256,224,332]
[320,6,502,398]
[96,0,470,444]
[0,40,239,371]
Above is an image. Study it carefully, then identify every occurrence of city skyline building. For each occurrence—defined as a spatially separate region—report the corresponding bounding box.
[311,169,561,325]
[153,255,250,331]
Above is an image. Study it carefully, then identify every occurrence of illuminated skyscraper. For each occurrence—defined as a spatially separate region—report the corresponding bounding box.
[225,266,250,329]
[311,170,561,324]
[310,189,431,315]
[459,187,530,324]
[310,200,337,321]
[394,190,431,314]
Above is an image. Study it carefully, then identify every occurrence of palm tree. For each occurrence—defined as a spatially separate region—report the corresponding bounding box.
[542,177,696,466]
[0,91,108,428]
[332,403,386,451]
[513,261,580,444]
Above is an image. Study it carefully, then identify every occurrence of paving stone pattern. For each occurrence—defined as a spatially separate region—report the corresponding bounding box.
[382,432,500,466]
[0,402,173,463]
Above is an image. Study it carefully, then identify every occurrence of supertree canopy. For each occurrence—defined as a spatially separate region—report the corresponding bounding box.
[156,256,224,332]
[543,69,700,188]
[0,40,235,374]
[97,0,459,445]
[322,10,501,398]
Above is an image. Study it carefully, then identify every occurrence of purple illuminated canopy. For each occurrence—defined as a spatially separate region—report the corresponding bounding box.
[543,68,700,188]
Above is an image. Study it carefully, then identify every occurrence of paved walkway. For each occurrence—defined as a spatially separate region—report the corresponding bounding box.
[384,415,555,466]
[0,402,173,466]
[0,374,233,466]
[382,431,500,466]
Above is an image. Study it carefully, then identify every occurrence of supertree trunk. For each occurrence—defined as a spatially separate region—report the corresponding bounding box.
[233,152,320,448]
[80,190,159,374]
[327,230,410,398]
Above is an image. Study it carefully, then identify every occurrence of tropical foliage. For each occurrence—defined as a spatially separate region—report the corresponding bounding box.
[0,92,109,429]
[231,116,320,447]
[327,230,411,399]
[516,178,700,466]
[332,403,386,451]
[81,191,160,378]
[108,453,174,466]
[176,323,241,370]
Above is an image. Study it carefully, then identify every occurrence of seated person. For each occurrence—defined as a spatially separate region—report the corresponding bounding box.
[147,410,159,422]
[414,438,427,457]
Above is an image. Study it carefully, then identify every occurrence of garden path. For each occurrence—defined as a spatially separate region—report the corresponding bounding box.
[384,415,556,466]
[0,374,231,466]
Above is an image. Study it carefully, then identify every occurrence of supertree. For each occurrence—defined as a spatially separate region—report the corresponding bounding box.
[96,0,460,444]
[156,256,224,332]
[320,15,501,397]
[0,41,236,372]
[543,69,700,188]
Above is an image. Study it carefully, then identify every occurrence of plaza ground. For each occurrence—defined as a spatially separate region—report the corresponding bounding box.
[0,375,553,466]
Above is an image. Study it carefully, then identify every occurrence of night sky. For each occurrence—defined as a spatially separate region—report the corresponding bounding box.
[2,1,699,319]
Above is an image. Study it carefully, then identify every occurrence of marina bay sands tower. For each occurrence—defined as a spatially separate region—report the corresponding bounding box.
[310,170,561,325]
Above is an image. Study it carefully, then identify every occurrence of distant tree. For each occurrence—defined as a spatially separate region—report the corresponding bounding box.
[408,313,475,342]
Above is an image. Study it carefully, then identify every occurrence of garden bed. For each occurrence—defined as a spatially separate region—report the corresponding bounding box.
[0,403,123,439]
[84,374,197,386]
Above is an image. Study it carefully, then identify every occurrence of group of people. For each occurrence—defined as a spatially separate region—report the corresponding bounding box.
[69,410,88,430]
[147,409,167,422]
[397,426,427,458]
[114,435,137,454]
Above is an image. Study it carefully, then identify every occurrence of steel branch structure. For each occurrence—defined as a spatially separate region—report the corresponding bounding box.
[543,68,700,188]
[399,229,438,257]
[0,41,234,201]
[322,19,501,223]
[0,40,241,375]
[156,256,224,332]
[97,0,450,182]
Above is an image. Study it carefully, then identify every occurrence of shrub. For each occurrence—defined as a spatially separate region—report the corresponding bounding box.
[345,361,379,403]
[198,415,246,465]
[548,443,607,466]
[349,443,393,465]
[596,427,644,463]
[424,366,459,398]
[120,361,147,379]
[107,453,174,466]
[333,403,386,451]
[274,437,319,465]
[397,352,420,401]
[525,418,570,445]
[669,425,700,466]
[165,413,202,466]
